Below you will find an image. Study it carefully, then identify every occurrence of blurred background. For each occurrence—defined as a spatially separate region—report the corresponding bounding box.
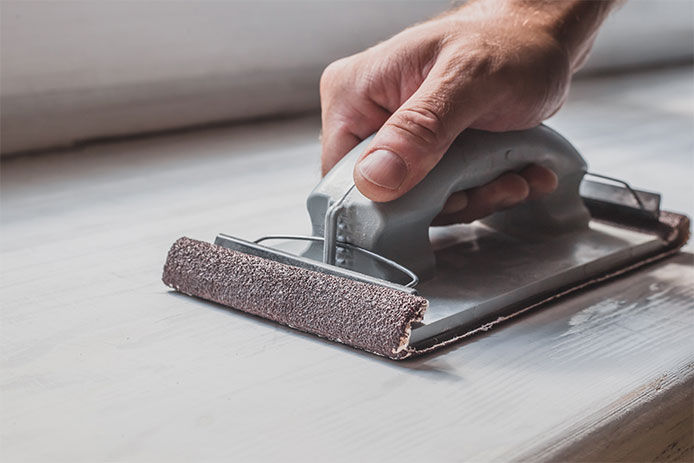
[1,0,693,155]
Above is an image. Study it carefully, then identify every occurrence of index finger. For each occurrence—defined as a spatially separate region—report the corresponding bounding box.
[321,98,390,175]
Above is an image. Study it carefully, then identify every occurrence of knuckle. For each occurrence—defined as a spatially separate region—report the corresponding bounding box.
[321,55,379,104]
[388,105,446,147]
[352,68,378,100]
[320,59,349,92]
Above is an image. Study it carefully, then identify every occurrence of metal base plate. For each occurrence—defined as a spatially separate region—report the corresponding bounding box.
[409,220,666,347]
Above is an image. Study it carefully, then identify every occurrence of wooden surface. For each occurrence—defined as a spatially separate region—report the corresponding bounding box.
[1,66,693,462]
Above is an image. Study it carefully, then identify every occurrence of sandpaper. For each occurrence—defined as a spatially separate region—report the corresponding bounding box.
[163,237,428,358]
[162,211,689,360]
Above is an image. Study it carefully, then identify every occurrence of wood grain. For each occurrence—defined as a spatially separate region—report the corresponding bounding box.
[1,67,693,462]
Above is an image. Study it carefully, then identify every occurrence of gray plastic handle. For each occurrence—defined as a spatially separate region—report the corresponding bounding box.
[305,125,590,282]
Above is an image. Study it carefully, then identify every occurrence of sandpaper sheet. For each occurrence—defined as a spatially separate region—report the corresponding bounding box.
[163,237,427,358]
[162,211,689,360]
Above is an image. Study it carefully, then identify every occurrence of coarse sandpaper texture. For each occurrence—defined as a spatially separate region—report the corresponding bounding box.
[162,237,428,359]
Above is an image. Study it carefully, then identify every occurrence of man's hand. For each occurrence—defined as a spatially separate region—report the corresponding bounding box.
[320,0,616,224]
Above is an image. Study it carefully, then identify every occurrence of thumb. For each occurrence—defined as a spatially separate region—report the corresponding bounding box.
[353,78,480,202]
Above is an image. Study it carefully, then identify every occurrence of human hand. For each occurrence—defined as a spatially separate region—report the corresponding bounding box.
[320,0,615,224]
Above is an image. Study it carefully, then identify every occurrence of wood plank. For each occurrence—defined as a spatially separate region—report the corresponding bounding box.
[1,67,692,461]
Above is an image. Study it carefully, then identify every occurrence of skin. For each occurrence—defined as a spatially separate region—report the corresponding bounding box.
[320,0,620,224]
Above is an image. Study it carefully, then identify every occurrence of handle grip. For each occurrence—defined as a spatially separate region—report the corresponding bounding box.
[306,125,590,282]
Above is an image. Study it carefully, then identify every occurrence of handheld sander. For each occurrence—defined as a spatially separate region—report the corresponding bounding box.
[163,126,689,359]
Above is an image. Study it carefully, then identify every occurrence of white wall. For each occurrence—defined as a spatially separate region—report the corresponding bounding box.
[1,0,692,154]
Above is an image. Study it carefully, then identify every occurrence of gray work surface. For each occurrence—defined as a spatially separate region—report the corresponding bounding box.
[2,66,693,462]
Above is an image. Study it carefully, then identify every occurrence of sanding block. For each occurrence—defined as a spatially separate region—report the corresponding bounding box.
[163,125,689,359]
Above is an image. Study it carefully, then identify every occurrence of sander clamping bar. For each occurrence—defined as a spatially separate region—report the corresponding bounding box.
[163,125,689,359]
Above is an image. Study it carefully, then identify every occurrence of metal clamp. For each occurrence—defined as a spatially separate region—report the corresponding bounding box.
[254,234,420,288]
[322,184,356,265]
[585,172,647,211]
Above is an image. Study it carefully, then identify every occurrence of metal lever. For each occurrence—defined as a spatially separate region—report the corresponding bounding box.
[254,234,419,288]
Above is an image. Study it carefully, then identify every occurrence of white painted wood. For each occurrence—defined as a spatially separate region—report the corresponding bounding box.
[1,67,692,462]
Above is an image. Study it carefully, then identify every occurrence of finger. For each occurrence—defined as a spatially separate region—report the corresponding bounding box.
[519,164,558,199]
[320,102,391,176]
[441,191,468,215]
[434,172,530,225]
[321,124,361,176]
[432,165,557,226]
[432,191,468,226]
[353,61,488,202]
[320,61,391,175]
